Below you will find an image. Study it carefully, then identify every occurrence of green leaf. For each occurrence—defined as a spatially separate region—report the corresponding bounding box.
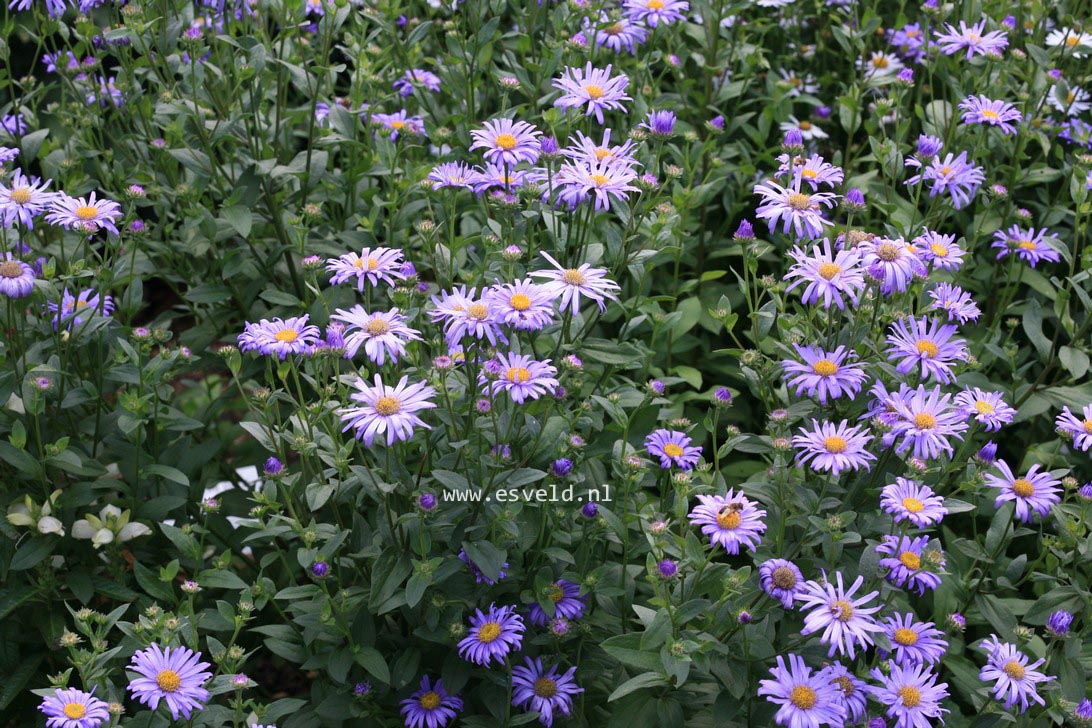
[460,540,507,583]
[600,633,663,673]
[145,464,189,486]
[134,561,176,602]
[199,569,248,590]
[9,536,56,571]
[354,646,390,683]
[221,205,253,237]
[1059,346,1090,379]
[608,672,668,702]
[0,584,38,620]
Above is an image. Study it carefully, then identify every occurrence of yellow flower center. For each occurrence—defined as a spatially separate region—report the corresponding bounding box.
[833,676,855,696]
[877,243,901,262]
[562,269,586,285]
[939,166,952,176]
[546,582,565,602]
[506,366,532,383]
[930,243,949,257]
[811,359,838,377]
[902,497,925,513]
[275,329,298,343]
[389,120,406,130]
[63,703,87,720]
[1018,240,1037,251]
[823,436,848,454]
[477,621,502,643]
[374,395,402,416]
[975,400,995,414]
[494,133,518,150]
[801,168,818,179]
[913,412,937,430]
[156,669,182,693]
[589,174,610,186]
[899,551,921,570]
[1083,419,1092,433]
[1068,91,1078,104]
[467,303,489,320]
[663,443,684,457]
[716,509,742,530]
[646,0,664,8]
[898,686,922,708]
[1067,35,1081,46]
[594,148,611,161]
[1012,478,1035,498]
[1003,660,1026,680]
[605,22,624,35]
[9,187,31,204]
[789,685,817,709]
[894,627,919,646]
[583,84,604,99]
[509,293,532,311]
[534,677,559,698]
[75,205,99,221]
[817,262,841,280]
[981,109,1000,120]
[74,300,90,308]
[872,56,890,68]
[915,339,939,358]
[0,261,23,278]
[832,599,854,622]
[787,192,811,211]
[798,121,813,131]
[771,566,797,589]
[364,319,390,335]
[419,691,442,710]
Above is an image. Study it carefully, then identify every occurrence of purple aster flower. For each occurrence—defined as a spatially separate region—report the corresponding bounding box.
[429,287,506,350]
[792,419,875,475]
[393,68,441,97]
[890,23,927,60]
[885,316,967,384]
[1075,699,1092,722]
[0,253,35,298]
[757,654,847,728]
[978,635,1052,713]
[399,675,462,728]
[529,251,620,315]
[457,603,525,666]
[954,388,1015,431]
[623,0,688,27]
[587,14,648,55]
[563,129,639,169]
[553,158,640,211]
[959,94,1022,134]
[867,662,949,728]
[482,352,559,404]
[39,687,110,728]
[48,288,115,331]
[552,63,631,123]
[905,151,985,210]
[819,662,868,725]
[1056,404,1092,450]
[354,681,372,696]
[1047,610,1073,636]
[530,580,586,625]
[754,173,838,240]
[885,384,968,460]
[884,613,948,666]
[237,316,320,360]
[326,246,406,289]
[928,283,981,324]
[880,478,947,527]
[0,170,54,229]
[784,241,866,310]
[858,237,925,295]
[339,374,436,446]
[371,110,426,140]
[914,229,965,271]
[778,154,845,190]
[45,191,122,235]
[470,118,542,167]
[331,306,422,365]
[759,558,805,609]
[126,644,212,720]
[0,146,18,163]
[486,279,556,331]
[468,162,543,195]
[458,549,508,585]
[511,658,583,727]
[991,225,1062,267]
[645,429,702,470]
[984,461,1061,523]
[798,572,884,658]
[780,344,868,403]
[935,19,1008,59]
[640,110,677,136]
[687,490,767,554]
[429,162,474,190]
[877,534,944,595]
[87,76,124,107]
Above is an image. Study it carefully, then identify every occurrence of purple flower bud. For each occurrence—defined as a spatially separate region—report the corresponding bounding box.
[916,134,944,159]
[709,114,725,130]
[1047,610,1073,636]
[1079,483,1092,501]
[264,457,284,476]
[737,610,752,624]
[399,261,417,277]
[129,219,146,233]
[642,110,677,136]
[734,219,755,240]
[782,128,804,150]
[581,501,598,518]
[1002,15,1016,29]
[657,559,678,579]
[867,719,887,728]
[897,67,914,84]
[648,379,666,395]
[354,681,372,696]
[418,493,437,511]
[976,441,997,466]
[1049,68,1063,81]
[1076,699,1092,721]
[815,105,832,119]
[845,188,865,207]
[714,387,733,407]
[310,560,329,578]
[549,618,571,636]
[551,458,574,477]
[947,612,966,631]
[476,398,492,413]
[540,136,559,155]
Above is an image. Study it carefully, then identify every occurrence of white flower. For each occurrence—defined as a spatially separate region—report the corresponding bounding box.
[71,505,151,548]
[37,516,65,536]
[1047,83,1092,115]
[1046,27,1092,57]
[118,522,152,541]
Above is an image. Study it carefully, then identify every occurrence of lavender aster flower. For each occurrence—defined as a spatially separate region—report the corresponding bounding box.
[339,375,436,446]
[858,237,925,295]
[885,316,967,384]
[880,478,947,527]
[428,161,474,190]
[0,170,54,229]
[754,173,838,240]
[927,283,981,324]
[935,19,1008,59]
[237,316,320,360]
[0,253,35,298]
[954,388,1015,431]
[991,225,1062,267]
[552,63,631,123]
[885,385,968,460]
[645,429,702,470]
[905,151,985,209]
[959,95,1021,134]
[511,658,583,727]
[759,558,805,609]
[554,158,640,211]
[126,644,212,720]
[45,191,122,235]
[326,247,406,289]
[877,534,944,595]
[687,490,767,554]
[797,572,884,658]
[482,352,559,404]
[819,662,868,725]
[529,252,620,315]
[757,654,847,728]
[978,635,1052,713]
[39,687,110,728]
[48,288,115,331]
[399,675,462,728]
[623,0,688,27]
[458,548,508,585]
[1056,404,1092,450]
[867,662,949,728]
[587,14,648,55]
[470,118,542,166]
[529,580,586,625]
[914,229,965,271]
[984,461,1061,523]
[457,603,524,666]
[331,306,422,365]
[781,344,868,403]
[884,613,948,665]
[393,68,441,97]
[792,419,876,475]
[486,279,556,331]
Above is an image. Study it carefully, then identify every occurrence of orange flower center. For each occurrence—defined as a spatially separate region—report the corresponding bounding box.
[583,84,604,99]
[798,121,813,131]
[716,510,742,530]
[877,243,901,262]
[1018,240,1038,251]
[477,621,502,643]
[562,269,586,285]
[898,686,922,708]
[1003,660,1026,680]
[365,319,390,335]
[915,339,939,358]
[913,412,937,430]
[156,669,182,693]
[646,0,664,8]
[663,443,684,457]
[534,677,559,698]
[832,599,854,622]
[75,205,99,221]
[467,303,489,320]
[589,174,610,186]
[899,551,921,570]
[894,627,919,646]
[1012,478,1035,498]
[787,192,811,211]
[833,676,855,696]
[63,703,87,719]
[772,566,797,589]
[789,685,817,709]
[930,243,949,257]
[975,400,995,414]
[872,56,889,68]
[0,261,23,278]
[419,691,442,710]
